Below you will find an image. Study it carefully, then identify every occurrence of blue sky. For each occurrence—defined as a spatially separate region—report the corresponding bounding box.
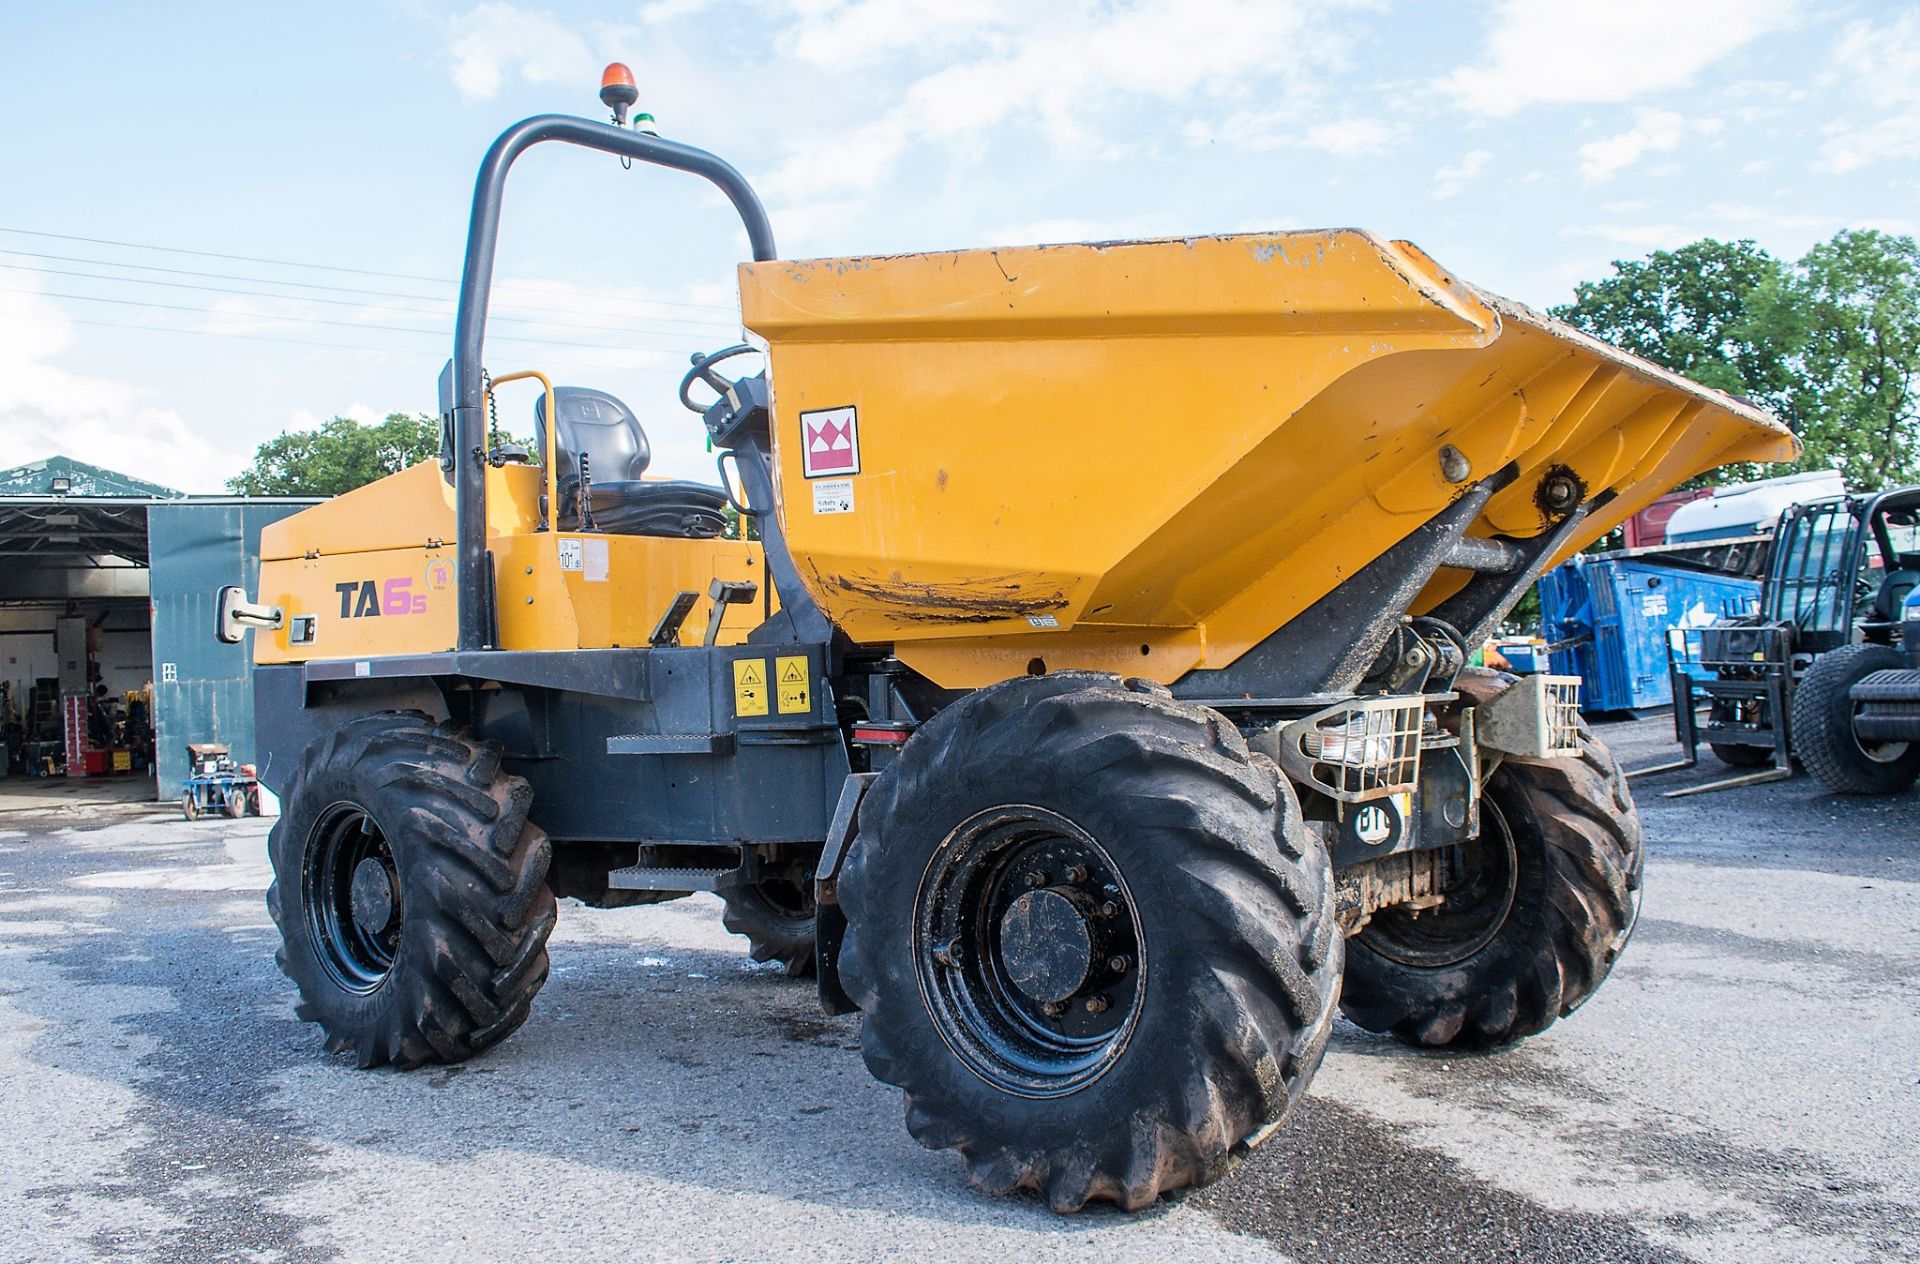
[1,0,1916,491]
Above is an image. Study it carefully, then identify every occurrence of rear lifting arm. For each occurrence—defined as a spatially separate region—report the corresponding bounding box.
[448,114,778,651]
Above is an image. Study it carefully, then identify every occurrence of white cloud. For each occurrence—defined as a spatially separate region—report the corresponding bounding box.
[987,214,1176,246]
[446,3,597,101]
[1186,112,1395,155]
[1578,108,1721,183]
[1432,149,1492,200]
[0,288,235,494]
[640,0,716,20]
[1441,0,1797,117]
[1559,222,1696,251]
[759,0,1363,200]
[1818,13,1920,172]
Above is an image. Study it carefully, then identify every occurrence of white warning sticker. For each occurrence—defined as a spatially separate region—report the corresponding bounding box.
[557,538,584,571]
[583,536,609,583]
[812,478,854,514]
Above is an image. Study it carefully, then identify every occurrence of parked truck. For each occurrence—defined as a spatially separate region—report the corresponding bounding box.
[217,75,1796,1213]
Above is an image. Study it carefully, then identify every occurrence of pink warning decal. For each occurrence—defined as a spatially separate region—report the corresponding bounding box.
[799,406,859,478]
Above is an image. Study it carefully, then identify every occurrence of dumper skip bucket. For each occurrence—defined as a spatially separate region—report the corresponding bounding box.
[740,231,1796,688]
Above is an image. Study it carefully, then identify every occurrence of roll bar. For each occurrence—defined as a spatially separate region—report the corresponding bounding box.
[448,114,777,651]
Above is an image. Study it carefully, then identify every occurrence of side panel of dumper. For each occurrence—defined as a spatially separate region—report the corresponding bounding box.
[740,231,1794,689]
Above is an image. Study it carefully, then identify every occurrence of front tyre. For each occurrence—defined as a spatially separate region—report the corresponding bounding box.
[1791,644,1920,795]
[839,673,1341,1212]
[1341,670,1644,1048]
[266,712,557,1069]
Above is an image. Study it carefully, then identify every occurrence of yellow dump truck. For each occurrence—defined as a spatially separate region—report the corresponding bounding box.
[220,81,1795,1213]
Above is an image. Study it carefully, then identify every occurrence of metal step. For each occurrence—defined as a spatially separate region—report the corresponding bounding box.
[604,865,733,893]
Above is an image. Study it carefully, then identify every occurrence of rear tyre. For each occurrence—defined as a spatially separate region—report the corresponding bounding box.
[719,867,817,977]
[839,672,1341,1212]
[1791,644,1920,795]
[223,784,247,818]
[1709,742,1773,768]
[267,711,557,1069]
[181,791,200,821]
[1341,669,1644,1048]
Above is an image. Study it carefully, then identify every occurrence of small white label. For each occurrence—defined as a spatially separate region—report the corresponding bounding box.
[1640,592,1668,617]
[812,478,854,514]
[583,536,609,583]
[354,661,371,678]
[557,538,584,572]
[1026,614,1061,629]
[160,662,178,684]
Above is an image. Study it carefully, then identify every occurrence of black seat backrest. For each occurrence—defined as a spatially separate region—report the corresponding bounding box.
[534,387,650,486]
[1874,553,1920,621]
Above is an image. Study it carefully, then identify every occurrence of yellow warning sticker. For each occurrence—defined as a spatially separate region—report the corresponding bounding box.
[776,655,810,714]
[733,657,768,717]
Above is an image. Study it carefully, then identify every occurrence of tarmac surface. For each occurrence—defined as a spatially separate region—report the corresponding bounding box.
[1,715,1916,1262]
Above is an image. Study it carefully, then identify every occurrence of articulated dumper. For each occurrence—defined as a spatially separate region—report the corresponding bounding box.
[221,76,1797,1212]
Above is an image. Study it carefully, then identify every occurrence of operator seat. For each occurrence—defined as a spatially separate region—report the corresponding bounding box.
[534,387,728,538]
[1873,552,1920,622]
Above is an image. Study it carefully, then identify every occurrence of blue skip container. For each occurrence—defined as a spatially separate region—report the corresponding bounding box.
[1537,556,1761,713]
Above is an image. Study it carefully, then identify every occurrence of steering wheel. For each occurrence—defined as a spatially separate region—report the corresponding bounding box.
[679,344,760,415]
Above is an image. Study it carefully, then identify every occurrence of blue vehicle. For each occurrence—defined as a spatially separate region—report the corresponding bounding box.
[181,742,260,820]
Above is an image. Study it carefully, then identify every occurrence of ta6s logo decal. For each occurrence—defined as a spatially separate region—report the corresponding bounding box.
[335,577,429,618]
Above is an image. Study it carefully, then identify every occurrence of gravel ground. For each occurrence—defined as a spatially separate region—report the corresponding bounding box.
[0,715,1915,1263]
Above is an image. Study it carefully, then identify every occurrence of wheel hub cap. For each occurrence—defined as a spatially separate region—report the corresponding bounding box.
[998,889,1092,1004]
[915,806,1145,1097]
[349,856,397,935]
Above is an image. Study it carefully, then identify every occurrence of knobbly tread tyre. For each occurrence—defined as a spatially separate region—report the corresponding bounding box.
[1341,668,1644,1049]
[266,711,557,1069]
[719,879,817,977]
[837,671,1342,1212]
[1790,644,1920,795]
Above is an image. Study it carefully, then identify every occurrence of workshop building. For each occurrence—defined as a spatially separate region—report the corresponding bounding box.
[0,456,316,797]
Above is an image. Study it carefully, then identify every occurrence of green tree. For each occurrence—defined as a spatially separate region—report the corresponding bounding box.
[1551,238,1801,418]
[227,413,440,496]
[1767,229,1920,490]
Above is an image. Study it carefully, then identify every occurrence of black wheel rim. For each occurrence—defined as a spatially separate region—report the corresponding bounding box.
[1361,796,1520,969]
[304,802,403,994]
[753,872,815,923]
[915,806,1145,1098]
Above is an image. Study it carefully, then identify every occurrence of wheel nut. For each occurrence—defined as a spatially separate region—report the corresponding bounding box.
[933,938,964,969]
[1084,995,1110,1015]
[1042,1000,1067,1017]
[1066,864,1089,884]
[1098,900,1121,919]
[1024,870,1046,888]
[1107,955,1130,973]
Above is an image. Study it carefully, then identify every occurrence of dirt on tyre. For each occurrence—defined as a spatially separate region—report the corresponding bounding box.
[266,711,557,1068]
[838,672,1341,1212]
[1341,669,1644,1049]
[1790,644,1920,795]
[719,867,817,977]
